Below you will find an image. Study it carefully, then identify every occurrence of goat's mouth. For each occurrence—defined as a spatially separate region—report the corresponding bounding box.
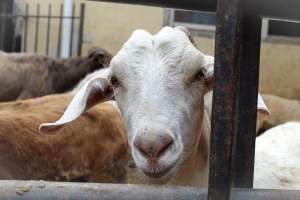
[142,162,176,179]
[134,156,180,180]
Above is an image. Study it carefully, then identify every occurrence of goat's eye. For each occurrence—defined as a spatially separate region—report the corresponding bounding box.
[109,76,120,87]
[192,69,205,81]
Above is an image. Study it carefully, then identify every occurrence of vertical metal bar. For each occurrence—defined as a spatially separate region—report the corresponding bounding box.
[3,0,14,52]
[12,2,16,52]
[46,4,52,56]
[207,0,242,199]
[233,14,262,188]
[162,8,172,27]
[69,3,75,57]
[34,4,40,53]
[77,3,85,56]
[57,4,63,58]
[0,1,6,50]
[23,3,29,52]
[11,6,17,52]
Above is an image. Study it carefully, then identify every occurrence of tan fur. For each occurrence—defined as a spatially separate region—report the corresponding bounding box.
[0,94,128,183]
[256,94,300,135]
[0,48,111,102]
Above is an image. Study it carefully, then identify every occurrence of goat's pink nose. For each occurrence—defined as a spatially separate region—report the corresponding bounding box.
[134,131,174,159]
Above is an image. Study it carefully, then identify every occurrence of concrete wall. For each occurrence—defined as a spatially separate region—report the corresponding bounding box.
[17,1,300,100]
[259,42,300,100]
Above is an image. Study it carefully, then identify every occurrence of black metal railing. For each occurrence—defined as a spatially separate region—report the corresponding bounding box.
[0,2,85,57]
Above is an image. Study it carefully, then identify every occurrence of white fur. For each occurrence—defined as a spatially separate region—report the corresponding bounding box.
[254,122,300,189]
[110,27,209,176]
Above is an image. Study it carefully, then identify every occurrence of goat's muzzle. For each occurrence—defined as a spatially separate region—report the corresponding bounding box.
[133,127,175,178]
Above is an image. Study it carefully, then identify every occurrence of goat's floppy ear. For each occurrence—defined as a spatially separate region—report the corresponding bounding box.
[203,55,214,91]
[257,94,270,115]
[39,78,114,134]
[174,26,197,46]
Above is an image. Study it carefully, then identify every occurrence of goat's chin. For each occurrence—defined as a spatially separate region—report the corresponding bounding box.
[132,156,182,185]
[136,165,179,185]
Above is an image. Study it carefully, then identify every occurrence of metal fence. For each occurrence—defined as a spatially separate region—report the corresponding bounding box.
[0,0,299,200]
[0,2,85,57]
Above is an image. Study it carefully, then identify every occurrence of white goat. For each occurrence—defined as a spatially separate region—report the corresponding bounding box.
[254,122,300,189]
[40,27,299,189]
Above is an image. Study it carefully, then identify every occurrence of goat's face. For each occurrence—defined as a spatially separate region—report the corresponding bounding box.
[40,27,213,182]
[108,27,213,181]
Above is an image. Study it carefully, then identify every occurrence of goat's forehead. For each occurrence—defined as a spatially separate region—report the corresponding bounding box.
[126,27,189,48]
[111,27,193,70]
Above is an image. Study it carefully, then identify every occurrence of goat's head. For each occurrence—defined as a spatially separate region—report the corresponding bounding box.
[107,27,214,181]
[87,47,112,70]
[40,27,268,183]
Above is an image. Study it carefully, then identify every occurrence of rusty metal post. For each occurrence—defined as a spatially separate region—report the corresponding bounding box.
[233,13,262,188]
[208,0,242,199]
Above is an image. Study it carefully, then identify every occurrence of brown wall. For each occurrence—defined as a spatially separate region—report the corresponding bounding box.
[82,1,164,54]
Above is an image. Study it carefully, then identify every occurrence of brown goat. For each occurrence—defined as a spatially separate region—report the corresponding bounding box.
[205,92,300,135]
[0,48,111,102]
[256,94,300,135]
[0,94,128,182]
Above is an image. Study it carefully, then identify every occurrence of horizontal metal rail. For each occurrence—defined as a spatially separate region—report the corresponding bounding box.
[88,0,300,21]
[89,0,217,13]
[88,0,217,12]
[0,181,299,200]
[244,0,300,21]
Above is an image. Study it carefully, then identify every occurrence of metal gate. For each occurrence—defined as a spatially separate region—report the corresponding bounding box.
[0,1,85,57]
[0,0,299,200]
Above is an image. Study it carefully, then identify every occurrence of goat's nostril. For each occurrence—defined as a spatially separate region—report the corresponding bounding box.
[133,137,148,157]
[134,133,174,159]
[157,136,173,157]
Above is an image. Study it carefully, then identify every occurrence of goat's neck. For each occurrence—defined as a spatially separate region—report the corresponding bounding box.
[50,57,92,93]
[169,109,211,187]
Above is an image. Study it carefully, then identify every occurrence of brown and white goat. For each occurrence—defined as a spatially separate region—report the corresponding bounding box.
[256,94,300,134]
[0,94,127,182]
[0,48,111,102]
[40,27,299,189]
